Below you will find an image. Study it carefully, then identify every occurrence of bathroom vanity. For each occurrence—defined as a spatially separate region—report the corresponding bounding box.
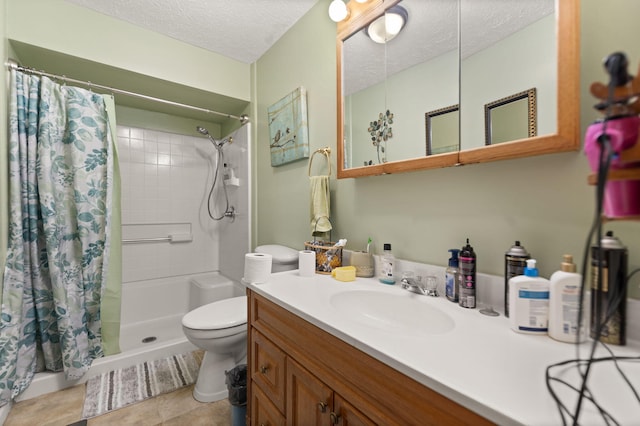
[246,271,640,425]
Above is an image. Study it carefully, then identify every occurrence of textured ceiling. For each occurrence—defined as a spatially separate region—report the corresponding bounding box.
[57,0,555,114]
[63,0,554,88]
[64,0,321,64]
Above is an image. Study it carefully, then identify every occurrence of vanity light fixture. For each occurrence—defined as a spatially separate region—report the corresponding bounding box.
[328,0,349,22]
[365,5,408,43]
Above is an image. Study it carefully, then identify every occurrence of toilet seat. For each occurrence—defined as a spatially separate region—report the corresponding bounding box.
[182,295,247,330]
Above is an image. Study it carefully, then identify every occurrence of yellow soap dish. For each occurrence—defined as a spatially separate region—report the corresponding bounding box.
[331,266,356,282]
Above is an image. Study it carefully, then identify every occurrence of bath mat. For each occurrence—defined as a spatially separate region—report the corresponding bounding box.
[81,351,199,419]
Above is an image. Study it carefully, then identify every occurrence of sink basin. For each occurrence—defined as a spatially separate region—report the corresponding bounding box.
[329,290,455,335]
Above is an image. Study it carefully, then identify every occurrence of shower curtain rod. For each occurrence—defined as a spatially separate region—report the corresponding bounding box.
[5,59,250,124]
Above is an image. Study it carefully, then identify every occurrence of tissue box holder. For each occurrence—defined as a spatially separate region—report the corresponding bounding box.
[304,240,343,274]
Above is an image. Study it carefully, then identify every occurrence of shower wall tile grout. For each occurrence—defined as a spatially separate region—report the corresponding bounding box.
[118,125,220,283]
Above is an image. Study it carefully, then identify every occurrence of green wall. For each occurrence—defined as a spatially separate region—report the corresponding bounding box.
[255,0,337,248]
[256,0,640,298]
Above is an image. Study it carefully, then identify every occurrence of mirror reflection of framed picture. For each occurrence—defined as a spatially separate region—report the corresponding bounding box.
[268,86,310,166]
[485,88,537,145]
[425,105,459,155]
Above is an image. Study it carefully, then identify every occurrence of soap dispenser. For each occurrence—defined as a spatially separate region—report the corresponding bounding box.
[509,259,550,334]
[549,255,587,343]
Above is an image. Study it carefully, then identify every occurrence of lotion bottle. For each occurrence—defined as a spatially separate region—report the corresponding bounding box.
[509,259,550,334]
[549,255,587,343]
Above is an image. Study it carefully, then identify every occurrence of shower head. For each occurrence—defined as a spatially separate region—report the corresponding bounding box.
[196,126,210,136]
[196,125,231,148]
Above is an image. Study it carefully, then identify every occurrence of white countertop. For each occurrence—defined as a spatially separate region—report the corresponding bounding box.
[248,270,640,426]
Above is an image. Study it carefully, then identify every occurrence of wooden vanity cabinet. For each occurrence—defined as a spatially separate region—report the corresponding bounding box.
[287,357,377,426]
[247,290,493,426]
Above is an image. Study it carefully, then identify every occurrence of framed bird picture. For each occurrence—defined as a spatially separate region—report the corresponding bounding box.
[267,86,309,166]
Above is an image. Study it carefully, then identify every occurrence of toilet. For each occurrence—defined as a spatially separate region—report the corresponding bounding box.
[255,244,299,272]
[181,245,298,403]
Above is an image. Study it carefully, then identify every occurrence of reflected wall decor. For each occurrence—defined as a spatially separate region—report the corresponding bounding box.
[268,86,310,166]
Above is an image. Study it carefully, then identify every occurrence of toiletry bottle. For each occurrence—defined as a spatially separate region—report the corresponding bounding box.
[445,249,461,302]
[549,254,587,343]
[504,241,530,318]
[458,239,476,308]
[223,163,230,180]
[509,259,550,334]
[379,243,396,284]
[590,231,627,345]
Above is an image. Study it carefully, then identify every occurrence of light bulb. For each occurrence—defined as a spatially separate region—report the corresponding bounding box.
[365,6,407,44]
[328,0,349,22]
[385,13,404,37]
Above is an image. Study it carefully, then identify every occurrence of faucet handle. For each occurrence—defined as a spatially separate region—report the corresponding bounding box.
[423,275,438,297]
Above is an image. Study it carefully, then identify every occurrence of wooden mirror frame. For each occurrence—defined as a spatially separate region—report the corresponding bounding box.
[336,0,580,179]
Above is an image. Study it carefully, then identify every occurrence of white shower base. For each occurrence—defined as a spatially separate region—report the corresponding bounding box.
[15,272,242,402]
[16,315,196,402]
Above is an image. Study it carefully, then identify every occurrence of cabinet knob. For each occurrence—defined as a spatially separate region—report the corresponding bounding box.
[318,401,328,412]
[259,364,269,374]
[330,412,341,424]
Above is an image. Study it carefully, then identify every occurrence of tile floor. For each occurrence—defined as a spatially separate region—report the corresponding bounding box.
[4,352,234,426]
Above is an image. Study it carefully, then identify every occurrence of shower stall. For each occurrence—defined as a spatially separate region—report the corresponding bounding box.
[16,123,252,401]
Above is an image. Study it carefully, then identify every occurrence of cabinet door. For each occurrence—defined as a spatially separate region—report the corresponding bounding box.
[333,395,376,426]
[251,329,287,414]
[251,381,286,426]
[286,358,333,426]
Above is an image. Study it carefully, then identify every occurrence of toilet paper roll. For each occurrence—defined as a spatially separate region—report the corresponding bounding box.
[298,250,316,277]
[243,253,272,284]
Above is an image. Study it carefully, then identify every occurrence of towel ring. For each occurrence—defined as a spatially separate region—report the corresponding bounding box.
[308,147,332,177]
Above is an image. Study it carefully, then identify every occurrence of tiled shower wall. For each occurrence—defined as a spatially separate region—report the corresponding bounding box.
[116,126,220,282]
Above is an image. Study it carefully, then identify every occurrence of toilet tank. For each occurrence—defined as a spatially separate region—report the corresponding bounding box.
[255,245,299,273]
[189,273,241,310]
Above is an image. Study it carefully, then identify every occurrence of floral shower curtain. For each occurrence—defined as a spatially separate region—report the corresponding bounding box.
[0,70,114,406]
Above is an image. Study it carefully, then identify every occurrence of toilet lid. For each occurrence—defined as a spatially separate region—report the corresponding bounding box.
[255,244,298,264]
[182,296,247,330]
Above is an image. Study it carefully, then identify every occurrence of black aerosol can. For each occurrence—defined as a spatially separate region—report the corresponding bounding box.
[504,241,530,318]
[459,239,476,309]
[590,231,628,345]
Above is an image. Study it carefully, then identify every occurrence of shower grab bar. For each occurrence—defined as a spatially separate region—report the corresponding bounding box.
[122,233,192,244]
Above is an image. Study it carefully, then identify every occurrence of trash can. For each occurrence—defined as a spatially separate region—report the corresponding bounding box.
[225,364,247,426]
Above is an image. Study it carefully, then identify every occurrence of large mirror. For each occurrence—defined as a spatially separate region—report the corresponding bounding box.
[336,0,579,178]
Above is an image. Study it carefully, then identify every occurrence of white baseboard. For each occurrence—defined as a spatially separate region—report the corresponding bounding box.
[0,400,13,426]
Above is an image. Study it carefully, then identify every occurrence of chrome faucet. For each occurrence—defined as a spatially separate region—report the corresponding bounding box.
[400,273,438,297]
[400,276,427,295]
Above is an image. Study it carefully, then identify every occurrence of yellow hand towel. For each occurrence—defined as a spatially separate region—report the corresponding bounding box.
[310,175,332,235]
